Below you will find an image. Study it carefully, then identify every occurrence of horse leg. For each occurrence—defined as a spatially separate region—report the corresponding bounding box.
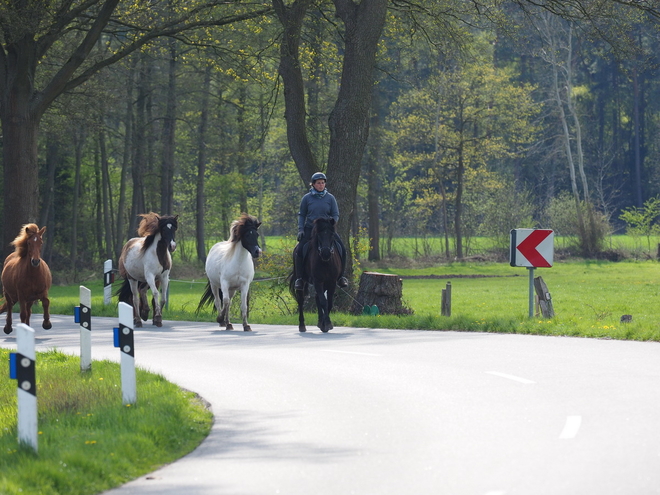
[210,283,224,327]
[240,286,251,332]
[314,283,330,332]
[3,294,14,334]
[41,295,52,330]
[325,285,335,332]
[19,300,33,326]
[128,279,142,327]
[297,290,306,333]
[139,283,150,321]
[145,274,162,327]
[158,274,170,325]
[222,289,235,330]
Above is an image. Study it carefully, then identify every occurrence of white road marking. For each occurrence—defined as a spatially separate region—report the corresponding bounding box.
[486,371,535,384]
[559,415,582,439]
[320,349,382,357]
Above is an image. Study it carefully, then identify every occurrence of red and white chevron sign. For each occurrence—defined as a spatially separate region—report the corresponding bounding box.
[510,229,554,268]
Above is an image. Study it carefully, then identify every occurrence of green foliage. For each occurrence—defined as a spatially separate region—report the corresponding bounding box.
[0,350,212,494]
[619,197,660,251]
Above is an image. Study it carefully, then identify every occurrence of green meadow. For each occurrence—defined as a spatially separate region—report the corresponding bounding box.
[37,255,660,342]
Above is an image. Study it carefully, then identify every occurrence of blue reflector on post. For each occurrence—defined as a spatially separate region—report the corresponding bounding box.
[74,306,80,323]
[9,352,16,379]
[113,327,119,348]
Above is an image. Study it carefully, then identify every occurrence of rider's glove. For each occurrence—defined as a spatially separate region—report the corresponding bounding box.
[297,231,304,242]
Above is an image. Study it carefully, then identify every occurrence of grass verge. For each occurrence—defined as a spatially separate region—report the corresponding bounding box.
[0,349,213,495]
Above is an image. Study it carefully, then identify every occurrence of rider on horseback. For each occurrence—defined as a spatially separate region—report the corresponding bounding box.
[294,172,349,290]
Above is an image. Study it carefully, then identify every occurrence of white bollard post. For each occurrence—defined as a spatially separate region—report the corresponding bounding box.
[79,286,92,372]
[103,259,114,306]
[11,324,38,452]
[116,302,136,405]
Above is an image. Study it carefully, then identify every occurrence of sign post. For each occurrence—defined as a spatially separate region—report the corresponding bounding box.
[74,286,92,372]
[114,302,136,406]
[510,229,554,317]
[9,324,38,452]
[103,259,114,306]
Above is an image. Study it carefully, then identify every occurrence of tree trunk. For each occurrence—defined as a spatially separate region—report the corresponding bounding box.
[454,142,465,259]
[99,123,114,261]
[236,84,248,214]
[1,113,40,260]
[273,0,318,183]
[129,55,149,236]
[71,127,86,272]
[327,0,388,279]
[161,39,177,216]
[196,64,212,263]
[116,58,137,257]
[39,134,58,264]
[367,85,381,262]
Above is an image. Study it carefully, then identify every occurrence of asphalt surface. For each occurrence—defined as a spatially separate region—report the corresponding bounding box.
[2,313,660,495]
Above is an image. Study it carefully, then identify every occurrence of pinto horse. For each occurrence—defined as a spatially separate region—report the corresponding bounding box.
[289,217,341,333]
[197,214,262,331]
[0,224,52,334]
[116,212,178,327]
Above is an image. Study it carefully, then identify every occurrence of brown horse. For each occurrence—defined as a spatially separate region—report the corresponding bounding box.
[0,224,52,334]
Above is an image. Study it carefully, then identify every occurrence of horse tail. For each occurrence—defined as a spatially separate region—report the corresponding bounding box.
[115,278,133,304]
[196,281,216,315]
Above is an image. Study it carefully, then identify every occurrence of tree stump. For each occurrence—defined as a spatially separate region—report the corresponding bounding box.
[351,272,412,315]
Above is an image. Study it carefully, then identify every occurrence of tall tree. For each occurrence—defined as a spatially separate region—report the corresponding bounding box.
[274,0,387,279]
[0,0,272,257]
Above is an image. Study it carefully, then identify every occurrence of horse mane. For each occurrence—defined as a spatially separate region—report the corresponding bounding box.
[312,217,336,235]
[11,223,41,258]
[136,212,178,254]
[229,213,260,242]
[137,212,161,237]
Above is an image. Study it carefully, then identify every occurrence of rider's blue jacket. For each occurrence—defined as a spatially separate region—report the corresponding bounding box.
[298,188,339,232]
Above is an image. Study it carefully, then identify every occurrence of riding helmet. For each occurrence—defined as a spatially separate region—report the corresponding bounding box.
[311,172,327,183]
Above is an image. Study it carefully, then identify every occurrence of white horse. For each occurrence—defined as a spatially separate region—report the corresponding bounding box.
[117,212,178,327]
[197,214,262,331]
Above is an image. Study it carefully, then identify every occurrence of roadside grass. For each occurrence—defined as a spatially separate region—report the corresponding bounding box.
[33,258,660,342]
[0,349,213,495]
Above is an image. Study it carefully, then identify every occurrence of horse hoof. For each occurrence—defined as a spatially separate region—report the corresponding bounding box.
[243,326,252,332]
[3,325,12,334]
[154,320,163,327]
[134,319,142,328]
[226,324,234,331]
[43,321,52,330]
[299,327,306,333]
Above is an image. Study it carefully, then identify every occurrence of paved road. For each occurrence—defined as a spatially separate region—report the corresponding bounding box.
[3,313,660,495]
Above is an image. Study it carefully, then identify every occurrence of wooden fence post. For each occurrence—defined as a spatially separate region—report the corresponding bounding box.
[441,281,452,317]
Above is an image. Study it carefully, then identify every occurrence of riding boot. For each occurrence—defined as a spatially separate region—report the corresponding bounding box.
[294,251,305,290]
[337,239,348,288]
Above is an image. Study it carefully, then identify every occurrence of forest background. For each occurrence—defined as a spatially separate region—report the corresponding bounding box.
[2,0,660,283]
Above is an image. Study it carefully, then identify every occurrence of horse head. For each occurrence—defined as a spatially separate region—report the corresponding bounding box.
[234,214,262,259]
[13,224,46,267]
[159,215,179,253]
[312,217,336,262]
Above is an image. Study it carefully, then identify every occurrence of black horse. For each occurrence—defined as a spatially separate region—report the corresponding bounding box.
[289,217,342,333]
